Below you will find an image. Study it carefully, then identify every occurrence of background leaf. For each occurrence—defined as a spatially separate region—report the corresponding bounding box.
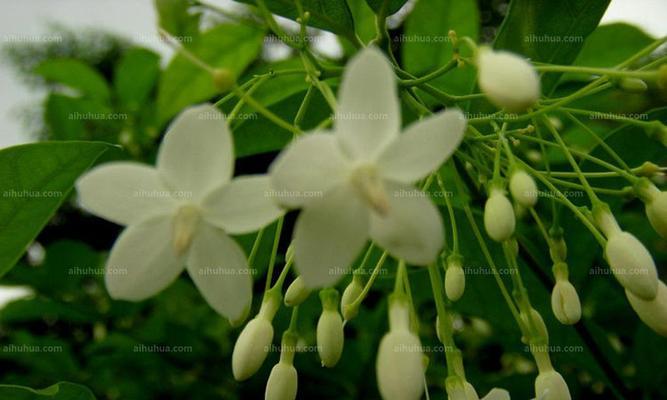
[113,48,161,111]
[363,0,408,15]
[35,59,111,103]
[0,382,95,400]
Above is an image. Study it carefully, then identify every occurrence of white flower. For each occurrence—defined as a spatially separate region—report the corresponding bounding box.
[265,362,298,400]
[376,298,424,400]
[509,169,538,208]
[645,190,667,238]
[477,47,540,112]
[76,104,283,321]
[605,231,658,300]
[534,370,571,400]
[484,188,515,242]
[551,280,581,325]
[269,47,466,288]
[626,280,667,337]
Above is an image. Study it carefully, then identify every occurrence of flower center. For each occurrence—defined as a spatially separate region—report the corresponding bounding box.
[350,164,390,216]
[172,204,201,256]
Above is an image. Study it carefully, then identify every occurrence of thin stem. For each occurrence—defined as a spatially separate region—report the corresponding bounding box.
[265,216,285,293]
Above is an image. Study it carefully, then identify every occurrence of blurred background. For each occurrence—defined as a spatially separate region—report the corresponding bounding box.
[1,1,666,399]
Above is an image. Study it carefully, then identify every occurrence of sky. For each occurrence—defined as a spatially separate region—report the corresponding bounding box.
[0,0,666,303]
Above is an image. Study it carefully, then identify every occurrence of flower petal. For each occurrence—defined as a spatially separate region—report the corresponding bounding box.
[201,175,284,235]
[105,215,184,300]
[335,47,400,161]
[293,184,369,288]
[76,162,178,226]
[377,109,466,183]
[157,104,234,201]
[269,132,350,208]
[370,182,443,265]
[187,222,252,321]
[481,388,510,400]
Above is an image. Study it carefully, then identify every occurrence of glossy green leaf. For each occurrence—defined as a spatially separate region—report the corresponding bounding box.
[0,141,113,278]
[0,382,95,400]
[156,24,264,125]
[234,0,355,39]
[35,59,111,102]
[364,0,408,15]
[154,0,201,39]
[114,48,161,110]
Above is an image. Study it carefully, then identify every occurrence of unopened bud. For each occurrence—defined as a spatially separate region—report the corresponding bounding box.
[484,189,516,242]
[645,190,667,238]
[551,280,581,325]
[509,170,538,208]
[341,278,364,321]
[477,47,540,112]
[549,237,568,263]
[232,317,274,381]
[535,369,571,400]
[285,277,310,307]
[618,77,648,93]
[212,68,234,92]
[445,262,466,302]
[605,231,658,300]
[626,280,667,337]
[317,289,344,367]
[446,377,479,400]
[265,362,298,400]
[521,308,549,344]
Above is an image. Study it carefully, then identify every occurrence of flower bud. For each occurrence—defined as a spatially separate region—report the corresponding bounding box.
[626,280,667,337]
[618,77,648,93]
[509,170,538,208]
[377,299,424,400]
[551,280,581,325]
[317,289,344,367]
[535,369,571,400]
[484,189,516,242]
[477,47,540,112]
[265,362,298,400]
[482,388,510,400]
[549,237,567,263]
[520,308,549,344]
[605,231,658,300]
[445,255,466,301]
[212,68,234,92]
[446,377,479,400]
[646,190,667,238]
[341,278,364,321]
[232,317,274,381]
[284,277,310,307]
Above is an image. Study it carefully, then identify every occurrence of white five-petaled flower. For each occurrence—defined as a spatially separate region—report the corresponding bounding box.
[269,47,467,288]
[76,104,283,322]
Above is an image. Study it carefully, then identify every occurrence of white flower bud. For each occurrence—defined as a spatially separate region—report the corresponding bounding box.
[446,378,479,400]
[484,189,516,242]
[284,277,310,307]
[551,280,581,325]
[646,191,667,238]
[317,290,344,367]
[477,48,540,112]
[520,308,549,344]
[626,280,667,337]
[341,278,364,321]
[445,256,466,301]
[605,231,658,300]
[377,299,424,400]
[509,170,538,208]
[232,317,274,381]
[482,388,510,400]
[535,370,571,400]
[265,362,298,400]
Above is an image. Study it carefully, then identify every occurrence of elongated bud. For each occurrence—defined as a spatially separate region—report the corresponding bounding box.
[549,236,567,263]
[232,296,279,381]
[520,308,549,344]
[551,280,581,325]
[284,277,310,307]
[265,363,298,400]
[341,277,364,321]
[605,231,658,300]
[377,297,424,400]
[618,77,648,93]
[626,280,667,337]
[535,369,571,400]
[317,289,344,367]
[446,376,479,400]
[477,47,540,112]
[445,254,466,301]
[645,190,667,238]
[484,189,516,242]
[509,169,538,208]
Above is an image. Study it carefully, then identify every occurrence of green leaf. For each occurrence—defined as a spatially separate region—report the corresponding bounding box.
[493,0,611,92]
[364,0,408,15]
[0,141,113,278]
[114,48,161,110]
[156,23,264,125]
[234,0,356,39]
[573,23,654,68]
[154,0,201,39]
[0,382,96,400]
[35,59,111,103]
[402,0,479,96]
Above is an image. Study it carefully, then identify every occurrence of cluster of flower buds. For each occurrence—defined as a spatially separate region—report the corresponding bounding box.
[317,289,344,368]
[376,296,425,400]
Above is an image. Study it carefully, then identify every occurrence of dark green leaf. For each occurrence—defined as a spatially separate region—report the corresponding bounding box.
[0,382,95,400]
[154,0,201,39]
[364,0,408,15]
[0,141,113,277]
[35,59,110,103]
[114,48,161,110]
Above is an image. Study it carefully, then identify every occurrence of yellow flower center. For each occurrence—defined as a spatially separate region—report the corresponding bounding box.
[350,164,390,216]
